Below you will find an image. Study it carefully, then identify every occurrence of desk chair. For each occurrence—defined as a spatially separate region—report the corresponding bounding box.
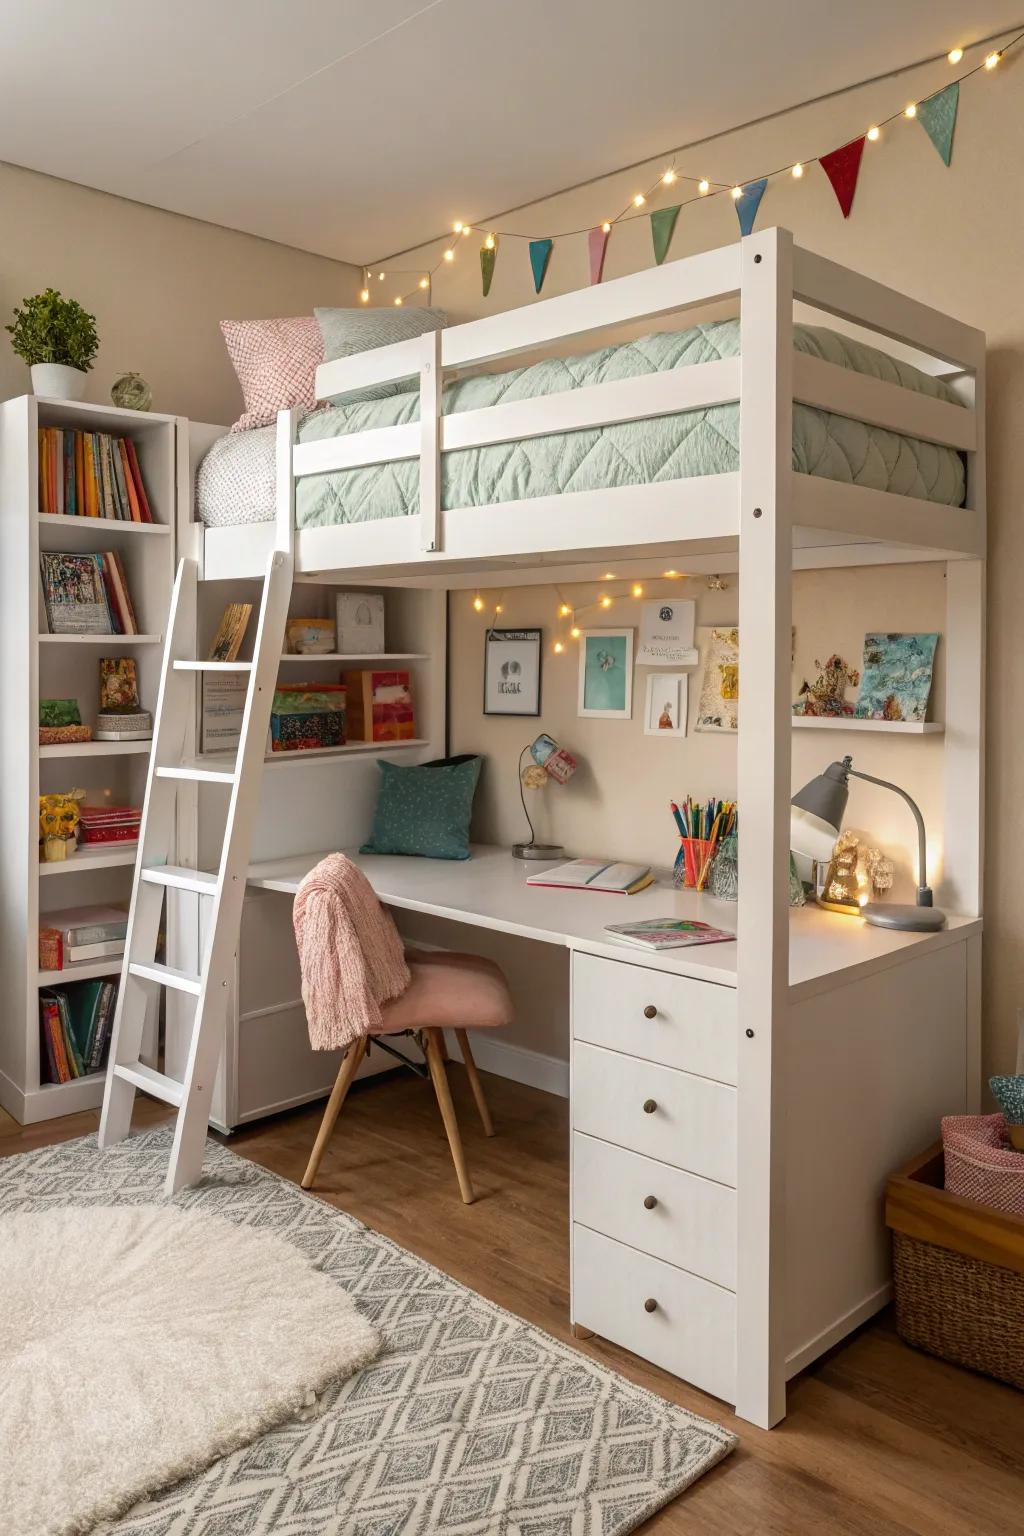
[301,950,514,1203]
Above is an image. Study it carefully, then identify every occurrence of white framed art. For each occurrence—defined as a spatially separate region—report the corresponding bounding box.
[644,672,688,737]
[483,627,542,715]
[577,629,633,719]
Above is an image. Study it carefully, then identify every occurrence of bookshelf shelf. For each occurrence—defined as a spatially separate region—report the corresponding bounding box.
[38,956,124,987]
[37,513,170,546]
[791,717,943,735]
[262,738,430,765]
[39,740,152,760]
[38,843,139,876]
[38,633,163,645]
[277,651,430,664]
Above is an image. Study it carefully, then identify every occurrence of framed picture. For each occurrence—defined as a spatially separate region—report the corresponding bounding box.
[636,598,697,666]
[483,627,542,715]
[644,672,688,737]
[695,626,739,733]
[577,629,634,719]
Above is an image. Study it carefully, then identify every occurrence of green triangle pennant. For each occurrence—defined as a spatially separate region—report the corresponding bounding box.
[917,81,959,166]
[529,239,553,294]
[650,205,680,265]
[480,239,497,297]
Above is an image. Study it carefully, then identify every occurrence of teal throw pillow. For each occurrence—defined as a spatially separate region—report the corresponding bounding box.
[361,754,481,860]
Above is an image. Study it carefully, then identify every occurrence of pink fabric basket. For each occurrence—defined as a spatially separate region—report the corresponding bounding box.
[942,1112,1024,1217]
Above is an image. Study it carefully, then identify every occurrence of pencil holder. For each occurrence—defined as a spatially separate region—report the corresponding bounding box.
[675,837,713,889]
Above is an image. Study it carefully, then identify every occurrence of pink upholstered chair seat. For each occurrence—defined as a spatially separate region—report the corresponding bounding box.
[373,950,514,1035]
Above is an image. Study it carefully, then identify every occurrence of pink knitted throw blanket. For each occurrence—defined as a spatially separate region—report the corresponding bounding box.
[293,854,410,1050]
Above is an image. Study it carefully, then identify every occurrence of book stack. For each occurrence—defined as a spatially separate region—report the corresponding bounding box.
[78,805,141,847]
[39,979,118,1083]
[39,550,139,635]
[39,904,129,970]
[37,428,153,521]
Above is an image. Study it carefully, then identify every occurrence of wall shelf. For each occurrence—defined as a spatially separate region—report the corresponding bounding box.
[277,652,430,663]
[38,633,163,645]
[263,738,430,765]
[792,717,943,735]
[38,956,123,987]
[40,740,152,759]
[37,513,171,546]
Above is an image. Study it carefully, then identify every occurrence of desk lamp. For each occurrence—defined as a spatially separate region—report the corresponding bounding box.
[790,754,944,931]
[513,733,579,860]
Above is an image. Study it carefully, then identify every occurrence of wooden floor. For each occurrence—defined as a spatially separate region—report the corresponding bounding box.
[3,1064,1023,1534]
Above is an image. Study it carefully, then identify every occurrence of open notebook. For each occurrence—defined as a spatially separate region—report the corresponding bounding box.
[525,859,654,895]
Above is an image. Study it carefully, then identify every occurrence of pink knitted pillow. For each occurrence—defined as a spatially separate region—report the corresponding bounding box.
[220,316,323,432]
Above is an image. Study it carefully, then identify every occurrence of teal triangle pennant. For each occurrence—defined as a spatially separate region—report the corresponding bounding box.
[735,178,767,238]
[917,81,959,166]
[650,205,680,265]
[529,238,553,294]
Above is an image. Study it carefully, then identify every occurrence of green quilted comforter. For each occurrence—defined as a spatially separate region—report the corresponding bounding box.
[196,321,965,529]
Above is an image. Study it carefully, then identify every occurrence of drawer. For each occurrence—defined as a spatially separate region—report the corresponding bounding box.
[573,1041,736,1186]
[572,1132,736,1290]
[572,952,737,1084]
[572,1224,736,1404]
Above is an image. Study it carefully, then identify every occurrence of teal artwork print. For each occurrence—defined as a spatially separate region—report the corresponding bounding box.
[855,632,938,723]
[579,630,633,717]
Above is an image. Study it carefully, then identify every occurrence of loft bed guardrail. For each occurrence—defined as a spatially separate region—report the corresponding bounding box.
[194,228,984,583]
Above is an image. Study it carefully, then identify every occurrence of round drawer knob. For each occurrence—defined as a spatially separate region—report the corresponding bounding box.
[644,1297,658,1313]
[643,1194,658,1210]
[642,1098,657,1114]
[643,1004,658,1019]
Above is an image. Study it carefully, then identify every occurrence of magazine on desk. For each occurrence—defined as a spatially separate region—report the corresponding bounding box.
[604,917,735,951]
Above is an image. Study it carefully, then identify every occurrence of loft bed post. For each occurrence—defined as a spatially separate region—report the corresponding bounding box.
[420,328,442,552]
[735,226,795,1429]
[275,406,298,557]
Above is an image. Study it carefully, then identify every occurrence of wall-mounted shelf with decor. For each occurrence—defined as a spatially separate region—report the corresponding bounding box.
[792,717,943,735]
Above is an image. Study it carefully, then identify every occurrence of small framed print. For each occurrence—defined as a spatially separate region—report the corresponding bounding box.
[483,627,542,715]
[577,629,634,719]
[644,672,688,737]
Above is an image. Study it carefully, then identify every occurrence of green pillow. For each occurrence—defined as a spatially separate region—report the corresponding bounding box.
[314,306,446,404]
[360,755,481,861]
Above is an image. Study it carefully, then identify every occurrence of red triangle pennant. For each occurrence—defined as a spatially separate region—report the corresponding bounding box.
[819,137,866,219]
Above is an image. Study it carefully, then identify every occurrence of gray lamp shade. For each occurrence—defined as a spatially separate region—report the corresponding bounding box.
[790,759,850,863]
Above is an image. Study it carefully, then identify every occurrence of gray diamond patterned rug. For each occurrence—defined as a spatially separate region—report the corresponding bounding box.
[0,1129,736,1534]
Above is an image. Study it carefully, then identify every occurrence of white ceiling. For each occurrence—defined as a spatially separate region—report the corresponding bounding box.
[1,1,1018,264]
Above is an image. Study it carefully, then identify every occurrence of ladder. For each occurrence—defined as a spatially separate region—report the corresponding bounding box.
[99,550,293,1194]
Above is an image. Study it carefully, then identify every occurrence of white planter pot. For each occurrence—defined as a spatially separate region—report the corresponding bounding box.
[30,363,87,401]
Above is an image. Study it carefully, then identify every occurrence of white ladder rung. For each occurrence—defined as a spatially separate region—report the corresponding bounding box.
[173,660,253,672]
[112,1061,185,1107]
[129,960,202,995]
[156,758,237,785]
[141,864,218,895]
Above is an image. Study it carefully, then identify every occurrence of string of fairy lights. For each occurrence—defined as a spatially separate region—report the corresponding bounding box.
[472,569,721,655]
[358,33,1018,307]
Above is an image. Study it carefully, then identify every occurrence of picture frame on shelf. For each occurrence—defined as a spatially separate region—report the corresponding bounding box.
[577,629,634,720]
[644,672,688,737]
[483,627,542,716]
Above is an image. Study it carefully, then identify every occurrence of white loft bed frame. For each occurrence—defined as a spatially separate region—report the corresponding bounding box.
[189,226,985,1428]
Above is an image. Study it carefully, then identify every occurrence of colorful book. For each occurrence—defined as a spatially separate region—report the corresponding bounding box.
[118,439,142,521]
[43,905,129,947]
[63,429,77,515]
[209,603,252,663]
[39,552,113,635]
[124,437,153,522]
[604,917,736,951]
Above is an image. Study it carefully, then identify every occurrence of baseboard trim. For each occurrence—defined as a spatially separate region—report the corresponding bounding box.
[785,1282,892,1379]
[446,1031,569,1099]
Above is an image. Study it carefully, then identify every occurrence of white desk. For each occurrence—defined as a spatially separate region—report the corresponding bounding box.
[247,843,979,999]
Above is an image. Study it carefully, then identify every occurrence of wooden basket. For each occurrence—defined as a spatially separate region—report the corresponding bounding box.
[885,1145,1024,1390]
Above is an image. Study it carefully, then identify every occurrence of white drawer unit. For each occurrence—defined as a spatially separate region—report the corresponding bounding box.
[572,952,737,1085]
[572,1040,736,1187]
[572,1224,736,1405]
[572,1132,736,1291]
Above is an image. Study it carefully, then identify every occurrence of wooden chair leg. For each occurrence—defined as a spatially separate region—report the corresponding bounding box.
[455,1028,494,1137]
[301,1037,367,1190]
[423,1028,475,1204]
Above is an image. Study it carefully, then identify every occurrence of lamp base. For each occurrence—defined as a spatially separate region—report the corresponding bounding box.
[512,842,565,861]
[862,902,946,932]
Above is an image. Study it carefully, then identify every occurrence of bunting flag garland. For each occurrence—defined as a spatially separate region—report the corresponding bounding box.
[588,225,610,285]
[529,238,553,293]
[820,136,866,218]
[480,238,497,296]
[733,179,767,238]
[361,33,1019,306]
[917,81,959,165]
[650,204,681,264]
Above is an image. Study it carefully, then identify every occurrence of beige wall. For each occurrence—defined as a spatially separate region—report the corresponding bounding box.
[387,39,1021,1079]
[0,162,362,425]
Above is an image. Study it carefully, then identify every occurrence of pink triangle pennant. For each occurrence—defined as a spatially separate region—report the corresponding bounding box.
[819,137,866,219]
[588,226,610,285]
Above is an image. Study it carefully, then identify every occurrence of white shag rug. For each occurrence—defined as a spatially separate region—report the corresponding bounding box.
[0,1203,380,1536]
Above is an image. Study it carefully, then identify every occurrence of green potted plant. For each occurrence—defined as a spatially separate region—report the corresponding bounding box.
[6,288,99,401]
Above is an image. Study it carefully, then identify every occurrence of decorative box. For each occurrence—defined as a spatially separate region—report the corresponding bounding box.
[269,684,347,752]
[95,710,153,741]
[336,592,385,654]
[285,618,336,655]
[39,724,92,746]
[342,670,415,743]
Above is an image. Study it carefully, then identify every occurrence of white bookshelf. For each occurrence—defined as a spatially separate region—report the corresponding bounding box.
[0,394,177,1123]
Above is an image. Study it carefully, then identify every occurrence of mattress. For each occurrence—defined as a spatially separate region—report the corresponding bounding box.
[196,320,965,529]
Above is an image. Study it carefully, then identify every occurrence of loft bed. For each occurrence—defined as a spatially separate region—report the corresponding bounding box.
[181,226,986,1429]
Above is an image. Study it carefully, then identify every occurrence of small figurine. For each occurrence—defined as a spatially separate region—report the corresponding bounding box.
[110,372,152,411]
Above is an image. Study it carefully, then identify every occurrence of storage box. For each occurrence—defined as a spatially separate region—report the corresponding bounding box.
[885,1144,1024,1390]
[269,684,347,752]
[336,592,384,654]
[342,670,415,743]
